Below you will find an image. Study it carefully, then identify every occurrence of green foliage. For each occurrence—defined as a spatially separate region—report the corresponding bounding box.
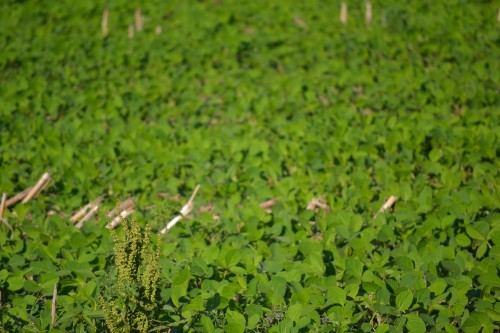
[99,220,160,333]
[0,0,499,332]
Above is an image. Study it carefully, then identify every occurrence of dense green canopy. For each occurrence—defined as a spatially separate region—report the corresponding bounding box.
[0,1,498,332]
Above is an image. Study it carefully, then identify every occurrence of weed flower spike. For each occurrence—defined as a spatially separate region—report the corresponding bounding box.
[100,220,160,332]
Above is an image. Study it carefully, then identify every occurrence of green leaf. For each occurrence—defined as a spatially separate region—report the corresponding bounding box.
[245,304,263,328]
[466,225,486,241]
[376,288,391,305]
[461,312,489,333]
[191,257,211,277]
[247,314,260,329]
[476,242,488,259]
[345,258,364,278]
[455,233,471,247]
[396,289,414,312]
[206,293,221,311]
[417,186,433,213]
[429,149,442,162]
[8,254,25,268]
[305,252,325,275]
[262,260,282,273]
[375,323,389,333]
[23,280,40,292]
[328,286,346,306]
[401,182,412,201]
[7,275,24,291]
[201,315,215,332]
[173,269,191,285]
[286,303,302,322]
[225,249,241,268]
[0,269,9,282]
[395,256,414,271]
[64,261,95,279]
[225,310,246,333]
[429,278,447,295]
[23,295,38,306]
[81,280,97,298]
[404,313,426,333]
[484,308,500,322]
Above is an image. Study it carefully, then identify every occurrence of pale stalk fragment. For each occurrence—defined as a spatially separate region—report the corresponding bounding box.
[198,203,220,222]
[38,178,50,194]
[128,24,134,39]
[0,193,6,222]
[340,2,348,25]
[161,184,200,234]
[306,198,328,240]
[135,8,143,32]
[1,218,14,235]
[102,8,109,37]
[106,198,136,229]
[108,197,135,219]
[155,25,162,35]
[163,215,183,232]
[51,284,57,327]
[375,195,397,218]
[22,172,51,204]
[6,187,32,207]
[70,203,91,223]
[307,198,330,211]
[70,196,104,224]
[198,203,214,214]
[108,209,135,229]
[47,210,58,217]
[294,16,308,29]
[75,205,100,229]
[259,199,278,213]
[366,1,372,25]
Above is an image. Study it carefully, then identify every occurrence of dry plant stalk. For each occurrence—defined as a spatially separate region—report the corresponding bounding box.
[108,198,135,218]
[22,172,51,204]
[259,199,278,213]
[161,184,200,234]
[0,193,6,222]
[70,196,104,223]
[128,24,134,39]
[51,284,57,327]
[75,206,100,229]
[102,8,109,37]
[375,195,397,217]
[157,192,181,201]
[340,2,348,25]
[294,16,308,29]
[108,209,135,229]
[366,1,372,25]
[155,25,162,35]
[107,198,136,229]
[1,217,14,235]
[70,204,92,224]
[307,198,330,211]
[6,187,32,207]
[135,8,143,32]
[199,203,221,223]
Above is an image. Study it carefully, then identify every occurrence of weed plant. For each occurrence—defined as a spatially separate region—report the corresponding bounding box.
[99,220,160,333]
